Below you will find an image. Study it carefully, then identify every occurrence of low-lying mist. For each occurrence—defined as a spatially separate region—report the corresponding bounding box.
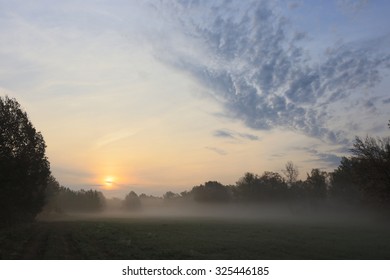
[39,200,384,228]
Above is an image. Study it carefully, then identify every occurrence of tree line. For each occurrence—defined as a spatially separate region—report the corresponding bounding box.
[103,133,390,215]
[119,136,390,213]
[1,96,389,226]
[114,134,390,214]
[43,176,106,213]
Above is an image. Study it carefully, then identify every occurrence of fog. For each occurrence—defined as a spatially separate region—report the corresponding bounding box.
[39,200,384,228]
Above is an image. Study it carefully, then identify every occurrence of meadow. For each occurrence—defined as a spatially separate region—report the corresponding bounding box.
[1,214,390,260]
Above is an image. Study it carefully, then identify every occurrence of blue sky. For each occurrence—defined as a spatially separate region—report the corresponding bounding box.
[0,0,389,197]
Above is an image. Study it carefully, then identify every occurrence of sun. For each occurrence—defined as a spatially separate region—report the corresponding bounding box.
[104,176,115,189]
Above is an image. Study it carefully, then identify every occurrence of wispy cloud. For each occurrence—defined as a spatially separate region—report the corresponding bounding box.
[238,133,260,141]
[213,129,260,141]
[205,146,227,156]
[51,166,97,187]
[213,129,236,139]
[288,2,302,10]
[383,97,390,104]
[155,0,390,147]
[337,0,369,14]
[299,147,342,168]
[94,129,137,149]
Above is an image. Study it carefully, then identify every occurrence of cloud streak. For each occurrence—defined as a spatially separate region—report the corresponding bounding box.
[213,129,260,141]
[205,146,227,156]
[213,129,235,139]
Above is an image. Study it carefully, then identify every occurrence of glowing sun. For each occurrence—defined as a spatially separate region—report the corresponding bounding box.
[104,176,115,188]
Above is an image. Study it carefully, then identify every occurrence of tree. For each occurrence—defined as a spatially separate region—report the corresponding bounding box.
[163,191,180,200]
[41,175,61,213]
[0,96,50,225]
[348,136,390,209]
[235,171,288,202]
[45,186,106,213]
[190,181,231,202]
[330,157,361,205]
[258,171,288,201]
[123,191,141,211]
[235,172,260,201]
[305,169,328,209]
[282,161,299,186]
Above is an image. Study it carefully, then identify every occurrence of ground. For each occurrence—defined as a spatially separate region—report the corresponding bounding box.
[0,216,389,259]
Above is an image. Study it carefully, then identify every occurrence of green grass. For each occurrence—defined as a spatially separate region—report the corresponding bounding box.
[1,217,390,259]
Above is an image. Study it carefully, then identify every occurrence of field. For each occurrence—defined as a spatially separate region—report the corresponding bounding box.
[1,215,390,259]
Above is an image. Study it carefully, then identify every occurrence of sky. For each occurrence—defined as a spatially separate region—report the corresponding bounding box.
[0,0,389,197]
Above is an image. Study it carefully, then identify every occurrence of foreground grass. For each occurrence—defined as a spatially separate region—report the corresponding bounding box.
[0,216,389,259]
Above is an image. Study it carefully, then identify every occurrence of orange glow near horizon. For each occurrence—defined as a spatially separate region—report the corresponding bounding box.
[102,176,116,190]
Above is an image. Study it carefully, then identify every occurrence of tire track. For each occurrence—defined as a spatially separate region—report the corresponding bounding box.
[64,232,85,259]
[21,224,49,259]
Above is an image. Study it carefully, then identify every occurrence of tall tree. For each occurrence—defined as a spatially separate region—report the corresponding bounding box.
[330,157,361,205]
[305,169,328,209]
[282,161,299,186]
[0,96,50,225]
[349,136,390,208]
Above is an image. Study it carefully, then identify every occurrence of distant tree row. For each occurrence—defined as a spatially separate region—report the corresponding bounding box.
[154,168,327,208]
[122,133,390,214]
[43,177,105,213]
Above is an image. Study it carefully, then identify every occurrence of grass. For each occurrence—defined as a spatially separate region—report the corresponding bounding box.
[0,216,390,259]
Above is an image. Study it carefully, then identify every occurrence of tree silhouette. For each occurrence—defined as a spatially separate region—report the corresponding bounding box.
[349,136,390,209]
[258,171,288,202]
[0,96,50,225]
[282,161,299,186]
[41,185,106,213]
[190,181,231,202]
[235,172,260,201]
[123,191,141,211]
[163,191,180,200]
[41,175,61,213]
[330,157,361,205]
[305,169,328,201]
[235,172,288,202]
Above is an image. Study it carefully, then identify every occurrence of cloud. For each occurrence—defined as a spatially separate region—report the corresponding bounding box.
[213,129,235,139]
[288,2,301,10]
[205,146,227,156]
[51,166,96,186]
[315,153,342,167]
[363,99,376,113]
[299,147,342,168]
[213,129,260,141]
[269,153,286,160]
[94,129,137,149]
[337,0,369,14]
[383,97,390,104]
[52,166,95,179]
[238,133,260,141]
[155,0,390,146]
